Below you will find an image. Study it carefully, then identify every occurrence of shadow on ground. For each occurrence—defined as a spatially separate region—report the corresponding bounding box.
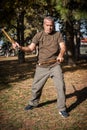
[0,56,37,90]
[0,57,87,91]
[37,86,87,113]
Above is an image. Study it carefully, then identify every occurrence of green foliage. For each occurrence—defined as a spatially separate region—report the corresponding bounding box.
[54,0,87,21]
[73,10,87,20]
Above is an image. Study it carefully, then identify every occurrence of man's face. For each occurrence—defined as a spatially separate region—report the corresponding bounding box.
[43,19,54,34]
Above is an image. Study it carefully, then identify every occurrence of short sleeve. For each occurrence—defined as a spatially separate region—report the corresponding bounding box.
[57,32,64,43]
[32,32,43,45]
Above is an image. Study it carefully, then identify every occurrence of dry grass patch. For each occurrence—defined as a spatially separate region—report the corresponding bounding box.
[0,56,87,130]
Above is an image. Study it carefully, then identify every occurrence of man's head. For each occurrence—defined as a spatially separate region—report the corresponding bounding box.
[43,16,55,34]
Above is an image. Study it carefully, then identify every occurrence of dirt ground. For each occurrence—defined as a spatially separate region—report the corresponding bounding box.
[0,56,87,130]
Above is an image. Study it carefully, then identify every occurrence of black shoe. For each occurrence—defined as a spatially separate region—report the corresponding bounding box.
[59,110,69,118]
[25,105,36,110]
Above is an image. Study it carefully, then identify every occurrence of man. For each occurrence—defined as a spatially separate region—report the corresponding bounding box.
[13,16,69,118]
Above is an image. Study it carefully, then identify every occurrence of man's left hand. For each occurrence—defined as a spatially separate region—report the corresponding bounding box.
[57,55,64,63]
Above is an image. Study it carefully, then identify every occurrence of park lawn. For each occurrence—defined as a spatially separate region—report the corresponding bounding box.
[0,56,87,130]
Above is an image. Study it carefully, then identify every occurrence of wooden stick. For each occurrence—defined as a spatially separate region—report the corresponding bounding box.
[39,59,58,65]
[2,28,15,44]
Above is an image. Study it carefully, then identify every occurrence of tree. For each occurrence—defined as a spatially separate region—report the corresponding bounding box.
[0,0,87,64]
[0,0,47,63]
[50,0,87,64]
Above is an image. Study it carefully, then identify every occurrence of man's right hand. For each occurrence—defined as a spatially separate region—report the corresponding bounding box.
[12,42,20,49]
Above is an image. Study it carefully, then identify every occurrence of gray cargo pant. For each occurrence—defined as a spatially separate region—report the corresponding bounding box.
[29,64,66,111]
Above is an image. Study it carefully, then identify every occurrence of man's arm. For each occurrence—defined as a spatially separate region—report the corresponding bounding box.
[57,42,66,62]
[12,42,36,52]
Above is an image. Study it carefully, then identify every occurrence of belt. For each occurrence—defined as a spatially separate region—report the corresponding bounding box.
[38,59,58,66]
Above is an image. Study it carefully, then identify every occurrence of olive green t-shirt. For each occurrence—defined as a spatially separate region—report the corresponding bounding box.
[32,31,64,65]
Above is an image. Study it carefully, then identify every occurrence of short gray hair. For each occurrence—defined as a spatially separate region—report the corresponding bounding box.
[44,16,54,23]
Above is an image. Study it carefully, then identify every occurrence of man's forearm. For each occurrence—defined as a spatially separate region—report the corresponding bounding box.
[59,44,66,57]
[59,48,66,57]
[19,46,31,52]
[19,43,36,52]
[59,42,66,56]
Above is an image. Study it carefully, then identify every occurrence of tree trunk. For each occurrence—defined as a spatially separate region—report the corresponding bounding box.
[65,21,76,65]
[17,11,25,63]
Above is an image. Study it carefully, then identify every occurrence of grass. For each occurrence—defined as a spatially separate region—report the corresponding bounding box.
[0,56,87,130]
